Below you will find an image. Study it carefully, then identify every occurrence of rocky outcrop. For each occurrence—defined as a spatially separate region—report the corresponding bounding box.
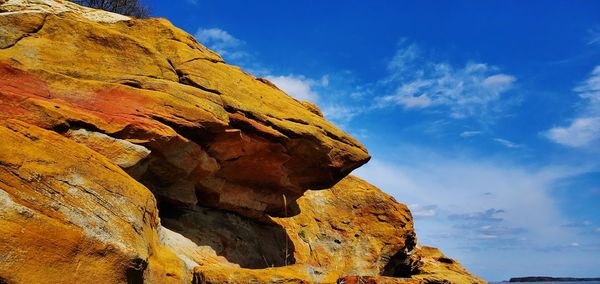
[0,0,369,218]
[0,119,186,283]
[273,176,416,278]
[0,1,484,283]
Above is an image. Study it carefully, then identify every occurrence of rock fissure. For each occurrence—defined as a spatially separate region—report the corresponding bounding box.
[175,70,223,96]
[0,13,47,49]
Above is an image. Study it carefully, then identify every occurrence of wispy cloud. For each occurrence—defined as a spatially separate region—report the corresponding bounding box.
[264,74,329,102]
[354,154,592,251]
[195,27,249,61]
[460,131,482,138]
[544,65,600,148]
[411,204,438,217]
[493,138,523,148]
[354,147,599,279]
[321,104,364,122]
[449,208,528,241]
[375,42,517,119]
[587,28,600,46]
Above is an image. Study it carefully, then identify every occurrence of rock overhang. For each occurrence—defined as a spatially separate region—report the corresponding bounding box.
[0,2,370,217]
[0,1,486,283]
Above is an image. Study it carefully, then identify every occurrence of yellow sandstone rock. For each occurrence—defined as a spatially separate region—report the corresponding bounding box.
[273,176,416,278]
[0,1,369,216]
[0,119,182,283]
[0,1,485,283]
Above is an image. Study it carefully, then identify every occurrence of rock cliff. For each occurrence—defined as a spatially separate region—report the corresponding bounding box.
[0,0,486,283]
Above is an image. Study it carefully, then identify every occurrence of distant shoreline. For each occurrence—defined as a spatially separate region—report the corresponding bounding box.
[509,277,600,282]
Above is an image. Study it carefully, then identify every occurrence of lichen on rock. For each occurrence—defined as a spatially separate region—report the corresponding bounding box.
[0,1,485,283]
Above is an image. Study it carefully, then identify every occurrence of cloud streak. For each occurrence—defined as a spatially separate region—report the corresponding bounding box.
[375,42,517,119]
[195,27,249,61]
[354,154,593,245]
[353,152,598,279]
[545,65,600,148]
[493,138,523,148]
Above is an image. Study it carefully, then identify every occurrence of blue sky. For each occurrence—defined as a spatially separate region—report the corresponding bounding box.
[144,0,600,280]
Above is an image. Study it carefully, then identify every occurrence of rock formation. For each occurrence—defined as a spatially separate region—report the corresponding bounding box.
[0,0,486,283]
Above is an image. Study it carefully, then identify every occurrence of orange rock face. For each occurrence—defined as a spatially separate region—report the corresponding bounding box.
[273,176,416,278]
[0,1,484,283]
[0,1,369,217]
[0,119,184,283]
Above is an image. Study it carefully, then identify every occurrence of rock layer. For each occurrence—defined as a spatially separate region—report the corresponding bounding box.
[0,119,185,283]
[0,0,370,217]
[0,1,485,283]
[273,176,416,278]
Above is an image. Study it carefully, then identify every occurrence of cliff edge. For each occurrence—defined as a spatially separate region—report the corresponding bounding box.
[0,1,485,283]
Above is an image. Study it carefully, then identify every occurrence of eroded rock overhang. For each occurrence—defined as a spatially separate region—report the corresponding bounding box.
[0,6,370,218]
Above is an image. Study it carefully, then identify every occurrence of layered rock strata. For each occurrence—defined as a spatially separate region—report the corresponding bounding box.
[0,1,485,283]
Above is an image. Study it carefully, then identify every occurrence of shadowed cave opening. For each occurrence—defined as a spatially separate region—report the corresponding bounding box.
[157,202,296,269]
[128,143,298,269]
[78,117,302,270]
[382,233,419,277]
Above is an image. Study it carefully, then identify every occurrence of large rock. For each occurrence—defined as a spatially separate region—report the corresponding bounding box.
[273,176,416,278]
[0,0,370,217]
[0,119,186,283]
[338,246,487,284]
[190,176,484,284]
[0,1,484,283]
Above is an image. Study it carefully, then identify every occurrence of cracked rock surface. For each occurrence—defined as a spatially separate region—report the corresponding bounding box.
[0,1,485,283]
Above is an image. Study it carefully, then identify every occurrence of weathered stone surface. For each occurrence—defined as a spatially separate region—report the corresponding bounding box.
[66,128,151,168]
[338,246,487,284]
[409,246,486,284]
[193,264,327,284]
[160,204,294,269]
[0,0,130,23]
[157,225,235,271]
[337,276,421,284]
[273,176,416,278]
[0,1,484,283]
[0,119,182,283]
[189,176,484,283]
[0,0,369,217]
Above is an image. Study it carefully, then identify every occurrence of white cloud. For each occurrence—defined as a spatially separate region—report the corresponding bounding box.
[320,75,330,87]
[545,65,600,148]
[353,152,598,280]
[376,43,517,119]
[546,117,600,147]
[410,204,438,217]
[387,41,420,74]
[354,155,590,250]
[321,104,363,122]
[493,138,523,148]
[264,75,326,102]
[460,131,482,138]
[396,93,432,108]
[195,27,248,60]
[483,74,517,91]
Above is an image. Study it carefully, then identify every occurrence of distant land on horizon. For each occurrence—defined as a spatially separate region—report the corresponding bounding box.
[509,277,600,282]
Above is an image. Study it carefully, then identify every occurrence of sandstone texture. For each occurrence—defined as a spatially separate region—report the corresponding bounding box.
[0,0,485,283]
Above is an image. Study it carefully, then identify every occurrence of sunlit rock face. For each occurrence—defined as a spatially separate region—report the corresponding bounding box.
[0,1,484,283]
